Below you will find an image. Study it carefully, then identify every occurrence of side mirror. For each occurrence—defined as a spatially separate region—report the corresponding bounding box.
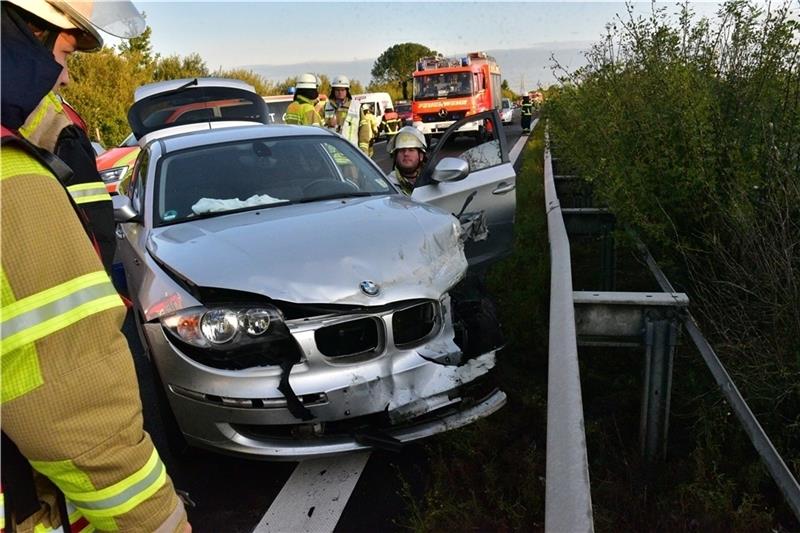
[112,194,140,223]
[431,157,469,183]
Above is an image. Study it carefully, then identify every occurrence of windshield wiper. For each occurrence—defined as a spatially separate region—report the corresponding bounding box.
[160,200,290,226]
[296,192,375,204]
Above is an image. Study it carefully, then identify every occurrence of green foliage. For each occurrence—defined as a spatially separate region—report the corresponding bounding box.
[544,0,799,527]
[371,43,436,100]
[117,23,154,68]
[213,68,277,95]
[153,53,208,81]
[63,47,153,146]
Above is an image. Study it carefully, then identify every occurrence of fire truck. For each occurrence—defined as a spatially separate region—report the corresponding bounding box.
[411,51,502,139]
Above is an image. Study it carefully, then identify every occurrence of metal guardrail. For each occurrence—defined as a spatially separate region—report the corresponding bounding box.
[543,132,595,532]
[637,242,800,520]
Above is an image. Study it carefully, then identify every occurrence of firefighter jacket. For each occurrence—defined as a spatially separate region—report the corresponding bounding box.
[324,97,351,132]
[20,92,116,273]
[381,110,402,136]
[521,100,533,117]
[285,95,323,126]
[357,112,379,156]
[387,168,420,195]
[0,130,188,531]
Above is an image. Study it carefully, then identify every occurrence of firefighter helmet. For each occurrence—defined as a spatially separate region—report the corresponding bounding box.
[387,126,427,154]
[331,75,350,89]
[8,0,145,51]
[296,73,318,90]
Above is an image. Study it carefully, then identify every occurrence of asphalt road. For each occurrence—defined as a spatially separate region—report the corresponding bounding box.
[127,111,526,533]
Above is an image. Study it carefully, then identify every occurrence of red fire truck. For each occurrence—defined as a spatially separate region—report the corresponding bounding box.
[412,51,502,139]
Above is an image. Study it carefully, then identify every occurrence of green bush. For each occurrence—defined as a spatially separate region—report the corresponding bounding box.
[545,0,799,526]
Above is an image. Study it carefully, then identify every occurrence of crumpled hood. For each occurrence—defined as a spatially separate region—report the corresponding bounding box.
[148,195,467,306]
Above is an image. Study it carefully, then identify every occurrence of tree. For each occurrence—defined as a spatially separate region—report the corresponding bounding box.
[153,53,208,81]
[117,20,154,69]
[214,68,277,95]
[64,47,153,145]
[371,43,436,100]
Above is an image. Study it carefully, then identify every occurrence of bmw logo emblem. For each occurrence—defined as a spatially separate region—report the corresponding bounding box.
[360,280,380,296]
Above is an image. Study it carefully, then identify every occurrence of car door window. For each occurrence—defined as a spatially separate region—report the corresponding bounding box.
[425,114,504,174]
[412,110,516,269]
[128,150,149,213]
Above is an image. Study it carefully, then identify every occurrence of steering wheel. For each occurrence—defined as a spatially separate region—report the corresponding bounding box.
[302,179,359,197]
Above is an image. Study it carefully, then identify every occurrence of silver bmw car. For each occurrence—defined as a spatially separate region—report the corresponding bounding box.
[115,79,517,460]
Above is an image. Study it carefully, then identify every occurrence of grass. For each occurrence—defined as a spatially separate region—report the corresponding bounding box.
[398,125,550,531]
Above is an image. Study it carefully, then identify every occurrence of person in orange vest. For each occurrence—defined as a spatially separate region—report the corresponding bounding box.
[1,1,190,531]
[380,106,402,138]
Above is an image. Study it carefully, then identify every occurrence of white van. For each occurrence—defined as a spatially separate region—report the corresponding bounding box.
[350,92,394,124]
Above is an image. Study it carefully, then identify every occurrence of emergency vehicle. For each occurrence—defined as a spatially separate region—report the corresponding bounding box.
[412,51,502,139]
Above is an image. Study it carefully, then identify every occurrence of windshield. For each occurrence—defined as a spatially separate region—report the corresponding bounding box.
[154,136,393,225]
[502,99,511,109]
[414,72,472,101]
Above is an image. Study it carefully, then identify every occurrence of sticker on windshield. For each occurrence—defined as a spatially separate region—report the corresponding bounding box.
[163,210,178,221]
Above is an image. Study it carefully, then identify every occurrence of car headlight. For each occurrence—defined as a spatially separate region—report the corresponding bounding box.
[99,166,129,183]
[162,304,286,349]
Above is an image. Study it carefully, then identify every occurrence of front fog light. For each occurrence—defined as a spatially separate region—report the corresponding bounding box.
[201,309,239,344]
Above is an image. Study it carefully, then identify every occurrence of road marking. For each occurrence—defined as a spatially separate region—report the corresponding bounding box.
[509,118,539,163]
[252,451,371,533]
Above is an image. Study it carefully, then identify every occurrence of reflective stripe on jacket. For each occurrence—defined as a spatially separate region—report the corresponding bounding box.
[0,141,187,532]
[285,95,322,126]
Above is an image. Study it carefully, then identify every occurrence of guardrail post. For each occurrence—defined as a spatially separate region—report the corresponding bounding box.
[600,223,615,291]
[640,310,680,463]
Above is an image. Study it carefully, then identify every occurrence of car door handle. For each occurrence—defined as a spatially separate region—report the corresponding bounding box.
[115,225,125,239]
[492,182,515,195]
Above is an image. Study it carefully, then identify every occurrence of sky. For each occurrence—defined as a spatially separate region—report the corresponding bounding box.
[133,1,725,86]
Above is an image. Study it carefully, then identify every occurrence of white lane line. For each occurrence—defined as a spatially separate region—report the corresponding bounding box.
[509,118,539,164]
[252,451,371,533]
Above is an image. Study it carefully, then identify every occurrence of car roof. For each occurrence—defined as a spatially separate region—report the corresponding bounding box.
[153,124,338,154]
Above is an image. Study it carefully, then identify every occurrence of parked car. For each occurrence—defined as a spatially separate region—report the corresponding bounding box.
[500,98,514,125]
[96,132,139,193]
[395,100,413,125]
[99,80,275,193]
[114,78,516,460]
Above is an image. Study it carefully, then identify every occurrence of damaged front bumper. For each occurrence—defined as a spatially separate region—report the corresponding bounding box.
[145,311,505,460]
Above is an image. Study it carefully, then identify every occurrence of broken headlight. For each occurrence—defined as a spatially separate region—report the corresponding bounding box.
[161,305,286,349]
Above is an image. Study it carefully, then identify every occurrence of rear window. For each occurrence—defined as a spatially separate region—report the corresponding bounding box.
[128,86,268,139]
[502,100,511,109]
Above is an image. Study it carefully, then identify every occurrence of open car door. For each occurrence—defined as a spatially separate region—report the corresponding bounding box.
[411,110,516,269]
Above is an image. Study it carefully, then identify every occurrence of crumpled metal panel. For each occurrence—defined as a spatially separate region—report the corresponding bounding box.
[146,195,467,307]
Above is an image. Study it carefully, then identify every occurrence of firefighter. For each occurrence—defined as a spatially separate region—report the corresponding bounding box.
[325,74,352,132]
[1,1,190,532]
[358,103,379,157]
[521,95,533,134]
[380,106,402,138]
[285,73,323,126]
[20,92,116,274]
[386,126,427,195]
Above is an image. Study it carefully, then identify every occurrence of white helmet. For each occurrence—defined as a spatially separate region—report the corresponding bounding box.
[331,75,350,89]
[387,126,427,154]
[9,0,146,51]
[296,73,318,90]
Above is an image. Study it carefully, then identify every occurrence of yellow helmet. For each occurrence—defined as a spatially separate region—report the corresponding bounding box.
[8,0,145,51]
[387,126,427,154]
